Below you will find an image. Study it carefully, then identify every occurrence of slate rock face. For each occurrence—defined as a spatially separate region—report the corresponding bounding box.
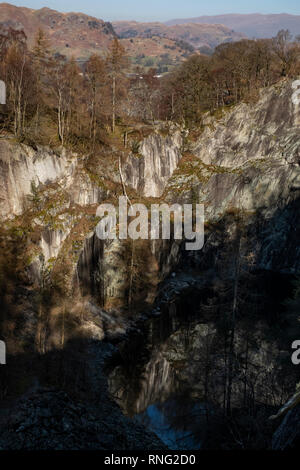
[0,141,76,218]
[165,80,300,274]
[193,80,300,168]
[272,405,300,450]
[123,127,184,197]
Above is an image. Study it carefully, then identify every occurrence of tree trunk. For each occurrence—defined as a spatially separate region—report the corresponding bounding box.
[112,75,116,133]
[226,232,241,416]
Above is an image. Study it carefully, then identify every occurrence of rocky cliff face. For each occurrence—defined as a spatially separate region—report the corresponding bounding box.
[193,81,300,168]
[0,125,184,315]
[0,141,77,218]
[166,80,300,274]
[123,126,184,197]
[0,79,299,450]
[1,80,299,325]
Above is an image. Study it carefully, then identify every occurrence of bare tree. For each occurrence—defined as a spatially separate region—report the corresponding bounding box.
[106,38,128,133]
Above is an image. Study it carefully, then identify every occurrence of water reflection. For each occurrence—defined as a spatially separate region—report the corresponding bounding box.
[108,288,214,449]
[108,269,298,450]
[135,398,212,450]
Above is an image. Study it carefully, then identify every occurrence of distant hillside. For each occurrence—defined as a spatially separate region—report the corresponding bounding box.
[166,13,300,39]
[0,3,116,60]
[113,21,245,53]
[119,35,196,74]
[0,3,196,69]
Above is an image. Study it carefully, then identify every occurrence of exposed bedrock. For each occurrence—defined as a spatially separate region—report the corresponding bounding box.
[193,80,300,168]
[0,79,299,326]
[0,141,77,218]
[165,80,300,275]
[123,127,184,197]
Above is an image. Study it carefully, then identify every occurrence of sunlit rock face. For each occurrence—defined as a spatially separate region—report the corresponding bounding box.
[123,127,184,197]
[0,142,77,218]
[191,80,300,223]
[193,81,300,168]
[0,140,110,287]
[0,141,108,220]
[170,81,300,221]
[40,228,70,263]
[0,80,299,314]
[70,172,106,206]
[0,125,184,295]
[165,80,300,274]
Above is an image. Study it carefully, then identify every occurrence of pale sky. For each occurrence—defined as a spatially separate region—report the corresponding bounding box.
[3,0,300,22]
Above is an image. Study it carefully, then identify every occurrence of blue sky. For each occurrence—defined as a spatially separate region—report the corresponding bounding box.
[4,0,300,21]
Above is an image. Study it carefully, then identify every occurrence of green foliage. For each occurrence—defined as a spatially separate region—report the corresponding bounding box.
[27,181,42,210]
[130,139,140,154]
